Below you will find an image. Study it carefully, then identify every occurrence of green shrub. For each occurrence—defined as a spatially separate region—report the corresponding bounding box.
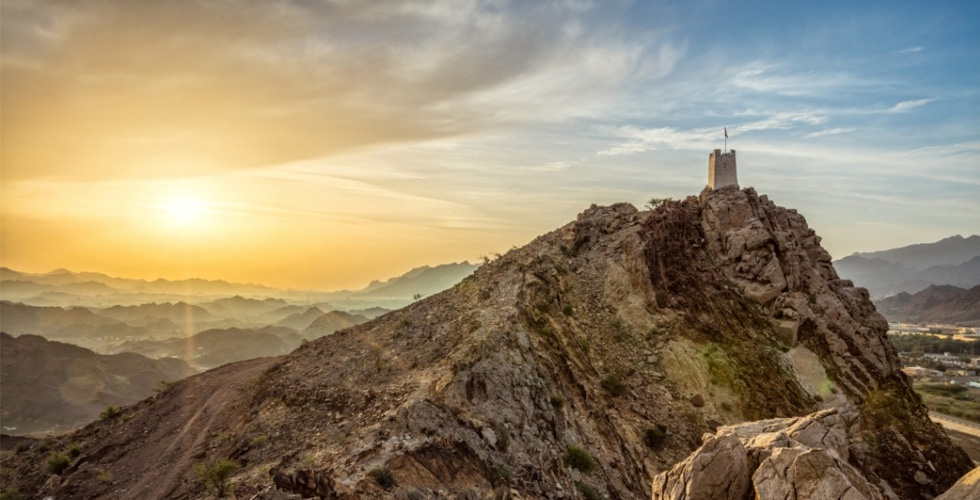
[195,459,239,498]
[601,374,628,397]
[47,452,70,475]
[645,198,674,210]
[574,481,605,500]
[700,343,738,389]
[610,319,631,342]
[563,444,595,473]
[562,304,574,316]
[96,469,114,484]
[492,463,512,485]
[249,434,269,449]
[919,384,969,398]
[66,442,83,457]
[550,395,565,409]
[369,467,396,489]
[0,488,25,500]
[37,436,55,452]
[643,425,668,450]
[100,406,121,420]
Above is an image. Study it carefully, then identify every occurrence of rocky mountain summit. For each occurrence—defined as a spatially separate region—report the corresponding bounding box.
[1,187,970,499]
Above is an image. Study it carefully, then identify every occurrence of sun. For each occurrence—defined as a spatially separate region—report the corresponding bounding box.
[164,197,206,225]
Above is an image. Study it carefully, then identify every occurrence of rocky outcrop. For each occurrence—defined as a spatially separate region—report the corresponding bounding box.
[652,409,883,500]
[2,187,970,499]
[699,187,897,399]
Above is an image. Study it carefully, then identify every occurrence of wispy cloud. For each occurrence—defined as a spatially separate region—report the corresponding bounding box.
[599,112,829,156]
[895,46,924,55]
[889,97,939,112]
[805,127,856,138]
[0,0,683,181]
[729,62,865,97]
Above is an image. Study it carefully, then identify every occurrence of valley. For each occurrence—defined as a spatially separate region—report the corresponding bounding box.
[0,263,477,435]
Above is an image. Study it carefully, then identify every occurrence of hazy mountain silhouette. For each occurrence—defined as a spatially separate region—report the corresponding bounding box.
[301,310,370,339]
[834,235,980,298]
[97,302,215,324]
[0,301,145,339]
[851,235,980,270]
[349,261,478,299]
[875,285,980,324]
[273,307,327,330]
[110,326,302,370]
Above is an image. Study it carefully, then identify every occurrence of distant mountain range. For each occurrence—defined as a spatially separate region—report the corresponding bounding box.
[346,261,479,299]
[834,235,980,299]
[0,332,193,435]
[874,285,980,324]
[0,261,479,309]
[109,326,302,370]
[107,310,370,369]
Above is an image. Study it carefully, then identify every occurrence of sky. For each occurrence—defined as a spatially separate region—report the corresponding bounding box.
[1,0,978,290]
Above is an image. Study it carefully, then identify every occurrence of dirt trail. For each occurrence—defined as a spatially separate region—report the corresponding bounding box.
[99,356,277,500]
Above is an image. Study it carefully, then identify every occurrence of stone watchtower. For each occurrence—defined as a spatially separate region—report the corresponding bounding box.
[708,149,738,189]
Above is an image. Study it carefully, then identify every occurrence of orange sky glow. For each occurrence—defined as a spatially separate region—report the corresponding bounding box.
[2,1,977,290]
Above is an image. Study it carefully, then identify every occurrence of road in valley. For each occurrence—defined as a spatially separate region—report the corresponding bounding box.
[932,412,980,437]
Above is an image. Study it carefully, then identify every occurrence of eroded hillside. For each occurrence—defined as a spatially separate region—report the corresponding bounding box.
[1,187,969,499]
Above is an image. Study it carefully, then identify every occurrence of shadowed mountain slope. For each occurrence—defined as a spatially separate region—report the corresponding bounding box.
[0,332,193,435]
[1,188,969,499]
[876,285,980,324]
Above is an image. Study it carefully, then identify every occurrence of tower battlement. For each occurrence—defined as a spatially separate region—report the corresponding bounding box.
[708,149,738,190]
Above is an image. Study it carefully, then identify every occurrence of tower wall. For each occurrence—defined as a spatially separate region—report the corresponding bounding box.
[708,149,738,189]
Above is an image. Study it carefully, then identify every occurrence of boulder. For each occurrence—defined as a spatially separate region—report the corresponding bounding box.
[936,466,980,500]
[652,409,883,500]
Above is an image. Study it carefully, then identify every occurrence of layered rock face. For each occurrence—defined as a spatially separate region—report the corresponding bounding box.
[2,187,970,499]
[652,409,883,500]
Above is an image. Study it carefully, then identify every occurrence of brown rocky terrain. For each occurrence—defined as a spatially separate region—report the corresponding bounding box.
[0,186,971,499]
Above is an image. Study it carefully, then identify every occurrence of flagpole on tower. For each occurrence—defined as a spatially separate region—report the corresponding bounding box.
[724,127,728,152]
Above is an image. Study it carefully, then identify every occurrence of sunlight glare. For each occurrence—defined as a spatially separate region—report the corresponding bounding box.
[165,197,206,225]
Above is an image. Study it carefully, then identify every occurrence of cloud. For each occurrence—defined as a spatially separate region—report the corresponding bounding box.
[805,127,856,138]
[531,162,575,172]
[895,46,924,55]
[599,112,828,156]
[889,97,939,112]
[0,0,683,181]
[729,62,865,97]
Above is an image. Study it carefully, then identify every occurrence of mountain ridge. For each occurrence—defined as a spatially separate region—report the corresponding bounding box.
[1,188,969,499]
[875,284,980,324]
[834,236,980,298]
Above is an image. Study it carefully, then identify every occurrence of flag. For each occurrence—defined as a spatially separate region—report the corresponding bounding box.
[724,127,728,138]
